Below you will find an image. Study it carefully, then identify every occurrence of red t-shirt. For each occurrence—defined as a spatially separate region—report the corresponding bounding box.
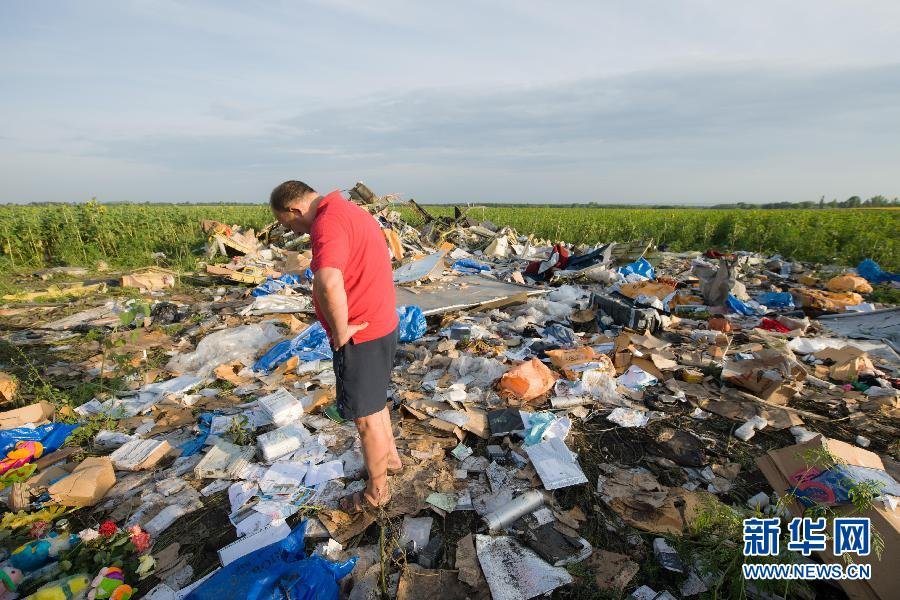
[310,190,398,344]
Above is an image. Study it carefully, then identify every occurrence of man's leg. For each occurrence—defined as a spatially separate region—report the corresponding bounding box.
[355,407,393,505]
[380,407,402,470]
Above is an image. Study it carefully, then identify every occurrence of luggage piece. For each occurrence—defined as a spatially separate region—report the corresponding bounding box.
[591,292,661,333]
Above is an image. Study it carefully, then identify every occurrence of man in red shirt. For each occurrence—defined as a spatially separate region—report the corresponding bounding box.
[270,181,401,512]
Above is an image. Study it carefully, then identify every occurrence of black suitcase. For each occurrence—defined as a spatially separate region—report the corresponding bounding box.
[591,292,661,332]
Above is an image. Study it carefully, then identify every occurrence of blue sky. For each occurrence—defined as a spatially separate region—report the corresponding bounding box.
[1,1,899,204]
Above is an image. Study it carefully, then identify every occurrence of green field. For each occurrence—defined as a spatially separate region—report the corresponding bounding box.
[0,203,897,279]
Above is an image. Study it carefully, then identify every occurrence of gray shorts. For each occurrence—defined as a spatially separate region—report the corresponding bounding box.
[333,328,398,420]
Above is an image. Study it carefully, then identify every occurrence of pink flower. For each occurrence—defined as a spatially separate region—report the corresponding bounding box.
[129,526,151,553]
[98,520,118,537]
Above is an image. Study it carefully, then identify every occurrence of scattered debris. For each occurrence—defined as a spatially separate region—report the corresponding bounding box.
[1,183,897,599]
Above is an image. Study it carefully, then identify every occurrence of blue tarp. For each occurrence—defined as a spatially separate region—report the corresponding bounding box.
[397,305,426,342]
[251,273,304,297]
[618,257,655,280]
[184,520,355,600]
[857,259,900,284]
[179,412,220,457]
[726,294,755,316]
[253,321,332,374]
[755,292,795,309]
[0,422,79,455]
[451,259,491,275]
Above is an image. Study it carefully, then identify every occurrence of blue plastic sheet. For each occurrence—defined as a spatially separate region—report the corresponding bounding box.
[451,259,490,275]
[618,257,655,280]
[857,259,899,284]
[0,422,79,455]
[252,273,304,297]
[755,292,795,309]
[253,321,332,374]
[184,520,356,600]
[726,294,755,316]
[179,412,220,457]
[397,305,426,342]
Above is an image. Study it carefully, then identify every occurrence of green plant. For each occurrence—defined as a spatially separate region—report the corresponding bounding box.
[226,415,255,446]
[65,413,117,449]
[676,497,812,600]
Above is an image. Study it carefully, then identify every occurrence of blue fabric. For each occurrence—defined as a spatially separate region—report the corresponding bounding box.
[726,294,755,316]
[179,412,220,457]
[184,520,356,600]
[397,305,426,342]
[618,257,655,280]
[251,274,304,297]
[755,292,795,309]
[451,259,490,275]
[857,259,899,284]
[253,321,332,374]
[0,422,79,455]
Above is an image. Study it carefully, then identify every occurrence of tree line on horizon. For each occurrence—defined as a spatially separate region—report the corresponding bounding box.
[7,194,898,209]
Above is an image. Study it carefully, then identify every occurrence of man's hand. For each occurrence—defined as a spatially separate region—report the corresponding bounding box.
[333,321,368,350]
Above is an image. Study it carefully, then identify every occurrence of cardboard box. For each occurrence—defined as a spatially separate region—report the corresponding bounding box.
[0,401,55,429]
[282,250,312,274]
[48,457,116,507]
[757,436,900,599]
[722,350,805,405]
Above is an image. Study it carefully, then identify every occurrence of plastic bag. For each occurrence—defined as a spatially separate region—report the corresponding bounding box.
[451,259,490,275]
[617,257,655,280]
[396,305,426,342]
[755,292,794,309]
[692,258,736,307]
[499,358,558,401]
[449,355,507,388]
[0,422,79,455]
[184,520,356,600]
[168,323,284,375]
[252,273,304,297]
[253,321,332,374]
[547,285,587,305]
[856,259,899,284]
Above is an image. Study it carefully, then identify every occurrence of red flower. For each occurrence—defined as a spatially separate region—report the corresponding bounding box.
[29,521,50,540]
[98,520,119,537]
[129,526,151,553]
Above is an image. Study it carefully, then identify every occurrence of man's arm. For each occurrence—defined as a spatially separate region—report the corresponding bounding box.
[313,266,367,349]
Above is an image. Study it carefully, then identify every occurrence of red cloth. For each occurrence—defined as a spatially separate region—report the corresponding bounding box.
[310,191,398,344]
[524,243,570,277]
[759,318,791,333]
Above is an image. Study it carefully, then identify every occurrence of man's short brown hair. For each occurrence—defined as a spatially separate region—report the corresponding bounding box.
[270,180,316,212]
